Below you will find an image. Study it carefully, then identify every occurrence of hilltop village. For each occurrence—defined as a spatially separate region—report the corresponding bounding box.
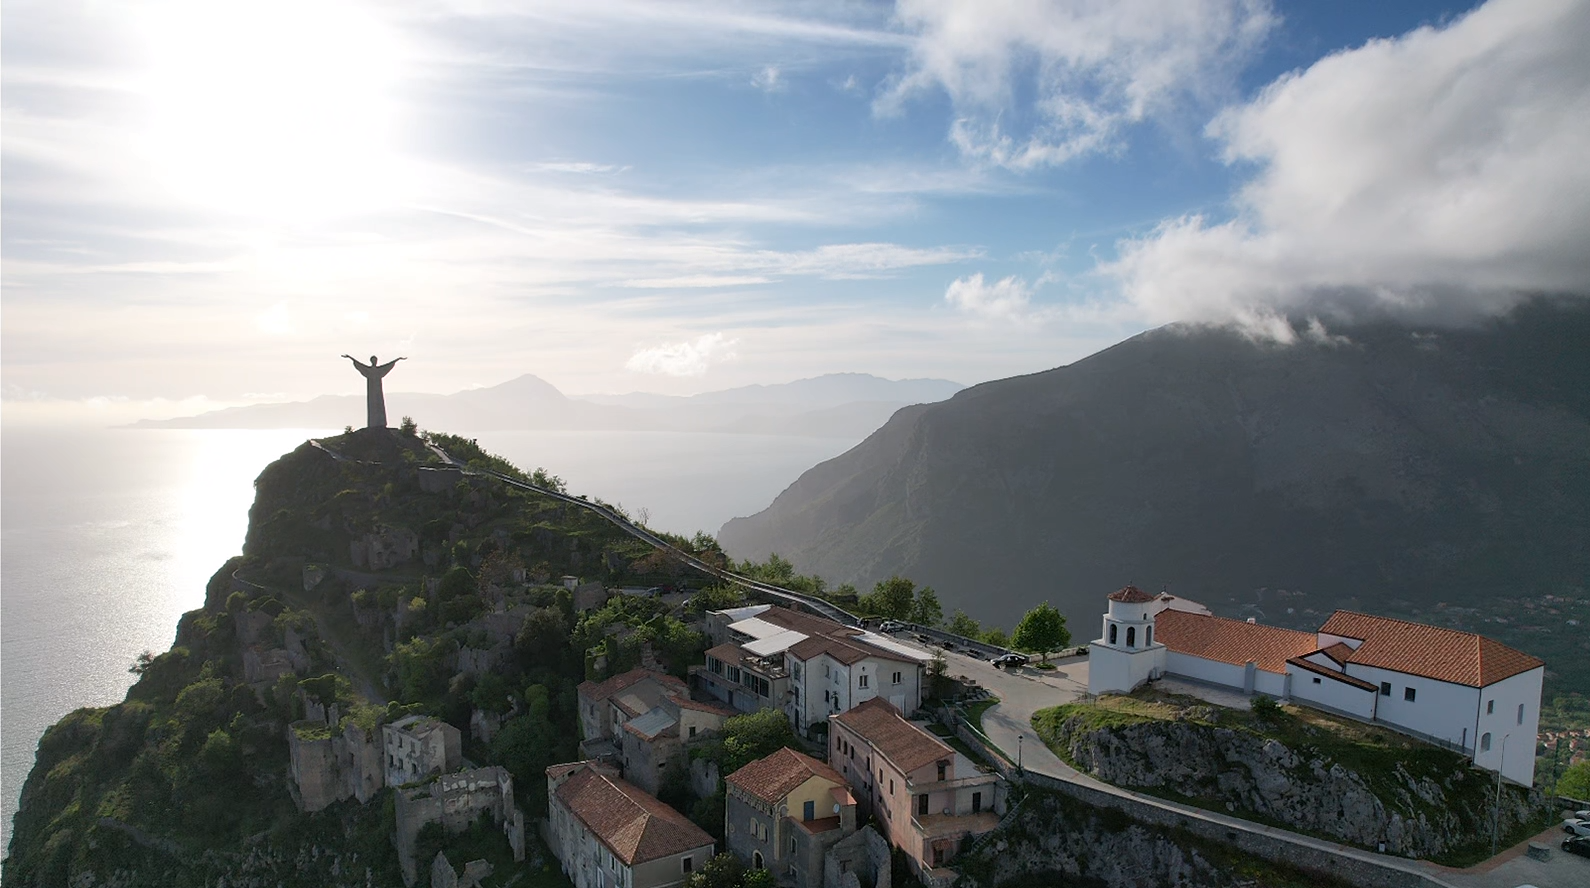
[4,429,1582,888]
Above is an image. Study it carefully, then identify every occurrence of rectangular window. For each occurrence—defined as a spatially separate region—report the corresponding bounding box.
[824,663,831,678]
[858,674,869,689]
[892,671,903,684]
[689,726,697,738]
[682,857,693,874]
[1486,699,1494,715]
[1312,677,1321,685]
[918,794,929,816]
[1517,703,1525,725]
[1380,682,1392,696]
[1403,687,1416,702]
[937,762,947,781]
[889,778,895,794]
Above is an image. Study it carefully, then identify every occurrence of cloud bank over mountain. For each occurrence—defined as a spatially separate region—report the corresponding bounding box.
[1104,0,1590,332]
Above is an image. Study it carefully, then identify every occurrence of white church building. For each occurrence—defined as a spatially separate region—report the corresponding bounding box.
[1087,586,1544,785]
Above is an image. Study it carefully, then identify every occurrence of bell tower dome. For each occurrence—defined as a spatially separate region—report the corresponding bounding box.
[1088,585,1167,695]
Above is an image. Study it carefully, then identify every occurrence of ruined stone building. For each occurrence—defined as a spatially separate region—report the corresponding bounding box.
[395,766,525,887]
[385,714,462,788]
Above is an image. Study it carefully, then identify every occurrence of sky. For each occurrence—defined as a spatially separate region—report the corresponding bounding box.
[4,0,1588,424]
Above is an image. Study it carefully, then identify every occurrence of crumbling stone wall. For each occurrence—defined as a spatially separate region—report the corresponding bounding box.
[394,766,524,886]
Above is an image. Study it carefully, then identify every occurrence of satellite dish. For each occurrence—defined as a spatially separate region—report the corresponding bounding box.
[832,803,841,814]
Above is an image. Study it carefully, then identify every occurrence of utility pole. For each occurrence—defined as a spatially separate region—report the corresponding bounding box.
[1018,734,1024,775]
[1491,734,1510,858]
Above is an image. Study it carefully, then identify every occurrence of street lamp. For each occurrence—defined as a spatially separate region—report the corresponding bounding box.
[1491,733,1511,859]
[1018,734,1024,774]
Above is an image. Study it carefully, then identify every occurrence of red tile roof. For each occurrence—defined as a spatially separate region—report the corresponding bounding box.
[1154,610,1317,674]
[1286,655,1379,691]
[578,667,686,704]
[725,747,845,805]
[1318,610,1543,688]
[554,766,713,865]
[831,697,953,774]
[1108,585,1155,603]
[1318,642,1355,666]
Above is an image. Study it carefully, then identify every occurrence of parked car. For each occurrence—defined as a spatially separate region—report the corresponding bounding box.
[992,653,1030,668]
[1563,818,1590,837]
[1575,808,1590,820]
[880,620,905,633]
[1564,835,1590,859]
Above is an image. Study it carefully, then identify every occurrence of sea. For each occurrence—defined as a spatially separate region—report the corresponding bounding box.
[0,426,858,851]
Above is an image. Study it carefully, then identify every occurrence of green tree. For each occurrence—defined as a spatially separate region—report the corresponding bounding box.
[862,576,916,620]
[927,650,951,701]
[1559,760,1590,799]
[947,609,981,638]
[911,587,943,627]
[718,709,796,774]
[982,627,1009,648]
[683,853,745,888]
[1010,603,1071,663]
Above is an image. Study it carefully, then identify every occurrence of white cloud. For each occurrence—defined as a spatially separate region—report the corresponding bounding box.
[1104,0,1590,329]
[883,0,1275,168]
[625,333,741,376]
[751,65,782,91]
[944,272,1034,320]
[255,302,292,335]
[622,275,773,288]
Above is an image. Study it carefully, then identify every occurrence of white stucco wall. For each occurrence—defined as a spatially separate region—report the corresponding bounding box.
[1286,666,1377,719]
[1087,642,1164,695]
[1344,663,1480,752]
[1164,651,1247,690]
[1469,667,1543,785]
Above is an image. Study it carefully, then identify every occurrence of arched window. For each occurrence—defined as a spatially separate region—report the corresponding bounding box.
[1126,626,1136,648]
[1480,732,1491,753]
[1146,626,1153,646]
[753,851,764,869]
[1108,624,1117,645]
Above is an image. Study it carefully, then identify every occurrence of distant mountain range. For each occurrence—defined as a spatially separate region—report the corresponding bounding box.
[718,300,1590,630]
[128,373,965,438]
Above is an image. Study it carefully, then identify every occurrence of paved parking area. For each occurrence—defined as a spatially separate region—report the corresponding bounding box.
[881,632,1089,772]
[1431,825,1590,888]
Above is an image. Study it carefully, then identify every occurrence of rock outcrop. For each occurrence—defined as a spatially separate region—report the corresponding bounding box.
[1047,713,1548,860]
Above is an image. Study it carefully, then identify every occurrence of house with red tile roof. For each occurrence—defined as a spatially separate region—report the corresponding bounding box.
[577,667,735,795]
[546,761,715,888]
[1086,587,1544,785]
[829,698,1003,881]
[723,747,856,888]
[692,605,930,737]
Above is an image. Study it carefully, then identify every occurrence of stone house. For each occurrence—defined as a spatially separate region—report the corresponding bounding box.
[395,765,524,886]
[1086,586,1546,784]
[285,707,383,812]
[385,714,462,788]
[829,698,1002,880]
[724,747,856,888]
[546,761,715,888]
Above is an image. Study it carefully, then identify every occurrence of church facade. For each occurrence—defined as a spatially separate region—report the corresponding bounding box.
[1087,586,1544,785]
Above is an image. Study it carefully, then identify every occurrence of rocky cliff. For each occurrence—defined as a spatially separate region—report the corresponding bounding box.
[956,787,1350,888]
[1037,703,1551,863]
[1,429,677,887]
[718,299,1590,631]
